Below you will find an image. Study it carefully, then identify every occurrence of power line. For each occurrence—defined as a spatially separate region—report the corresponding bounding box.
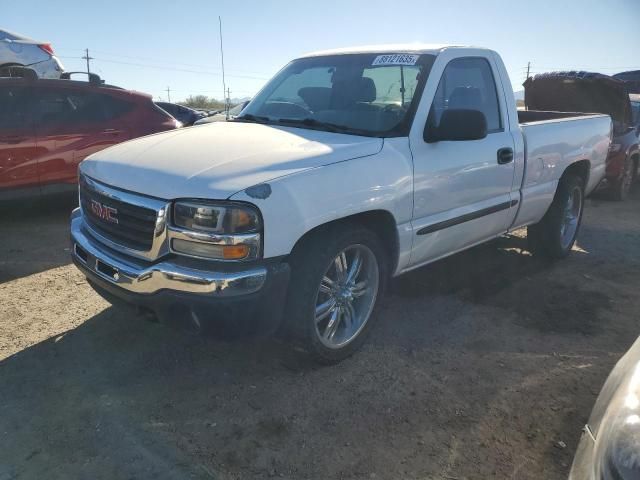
[77,57,270,80]
[56,48,272,77]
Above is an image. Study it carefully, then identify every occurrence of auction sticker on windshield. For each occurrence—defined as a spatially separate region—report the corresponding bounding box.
[372,54,419,66]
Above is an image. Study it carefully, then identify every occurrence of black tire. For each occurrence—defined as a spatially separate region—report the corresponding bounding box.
[0,63,23,77]
[282,224,388,364]
[527,173,585,259]
[610,156,634,201]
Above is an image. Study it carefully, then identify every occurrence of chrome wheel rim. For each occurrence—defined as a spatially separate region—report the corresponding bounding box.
[560,186,583,250]
[314,244,379,349]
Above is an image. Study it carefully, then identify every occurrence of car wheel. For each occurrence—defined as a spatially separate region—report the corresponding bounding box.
[610,156,634,201]
[0,63,23,77]
[527,173,585,259]
[283,224,388,364]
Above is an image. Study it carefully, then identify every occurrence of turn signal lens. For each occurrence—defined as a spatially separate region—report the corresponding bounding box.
[222,245,250,259]
[172,239,251,260]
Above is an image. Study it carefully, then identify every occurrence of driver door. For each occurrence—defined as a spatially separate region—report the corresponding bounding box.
[407,54,517,268]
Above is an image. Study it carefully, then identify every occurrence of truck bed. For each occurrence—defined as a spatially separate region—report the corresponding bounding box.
[511,111,611,229]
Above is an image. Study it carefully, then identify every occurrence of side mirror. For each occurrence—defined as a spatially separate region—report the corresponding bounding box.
[424,109,488,143]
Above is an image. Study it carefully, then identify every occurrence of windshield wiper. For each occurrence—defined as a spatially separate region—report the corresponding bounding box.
[234,113,271,124]
[276,117,355,134]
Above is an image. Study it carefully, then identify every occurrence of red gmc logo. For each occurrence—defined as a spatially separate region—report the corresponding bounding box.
[90,199,118,224]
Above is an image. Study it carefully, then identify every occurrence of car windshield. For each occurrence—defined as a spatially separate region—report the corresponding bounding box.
[238,53,435,137]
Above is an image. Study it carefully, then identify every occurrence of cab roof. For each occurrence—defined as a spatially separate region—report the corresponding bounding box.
[298,43,473,58]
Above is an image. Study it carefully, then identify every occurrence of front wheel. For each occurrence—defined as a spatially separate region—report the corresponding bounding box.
[527,173,585,259]
[283,225,387,364]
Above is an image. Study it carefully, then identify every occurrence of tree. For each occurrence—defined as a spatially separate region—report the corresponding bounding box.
[180,95,225,111]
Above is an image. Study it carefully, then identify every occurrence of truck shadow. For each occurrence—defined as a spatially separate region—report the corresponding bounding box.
[0,193,77,283]
[387,231,613,340]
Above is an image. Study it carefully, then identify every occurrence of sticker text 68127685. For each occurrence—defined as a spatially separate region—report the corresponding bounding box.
[372,54,419,66]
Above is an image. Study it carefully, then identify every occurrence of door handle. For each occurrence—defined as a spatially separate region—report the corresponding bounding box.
[497,147,514,164]
[102,129,120,135]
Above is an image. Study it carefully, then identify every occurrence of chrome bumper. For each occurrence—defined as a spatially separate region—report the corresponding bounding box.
[70,209,267,297]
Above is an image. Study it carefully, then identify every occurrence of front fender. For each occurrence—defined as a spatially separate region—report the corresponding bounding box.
[229,138,414,268]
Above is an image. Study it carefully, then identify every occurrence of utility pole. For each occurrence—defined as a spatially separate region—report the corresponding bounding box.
[526,61,531,80]
[227,87,231,114]
[218,16,228,118]
[82,48,93,75]
[165,86,171,103]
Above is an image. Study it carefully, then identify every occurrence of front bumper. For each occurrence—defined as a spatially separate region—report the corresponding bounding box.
[70,209,290,334]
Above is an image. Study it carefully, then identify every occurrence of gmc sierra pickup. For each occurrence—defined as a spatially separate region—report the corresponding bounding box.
[70,45,611,363]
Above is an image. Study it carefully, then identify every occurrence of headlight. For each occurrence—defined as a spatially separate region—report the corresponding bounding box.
[171,201,261,260]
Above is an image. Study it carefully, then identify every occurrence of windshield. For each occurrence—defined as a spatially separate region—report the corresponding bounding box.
[239,53,435,137]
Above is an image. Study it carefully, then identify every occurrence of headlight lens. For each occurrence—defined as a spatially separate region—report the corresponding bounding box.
[173,202,260,234]
[171,201,261,261]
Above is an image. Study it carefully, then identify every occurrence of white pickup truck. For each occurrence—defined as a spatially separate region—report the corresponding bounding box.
[71,44,611,363]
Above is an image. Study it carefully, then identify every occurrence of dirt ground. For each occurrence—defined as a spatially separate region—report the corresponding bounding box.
[1,190,639,480]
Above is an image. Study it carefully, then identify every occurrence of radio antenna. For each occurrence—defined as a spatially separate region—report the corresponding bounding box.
[218,16,228,118]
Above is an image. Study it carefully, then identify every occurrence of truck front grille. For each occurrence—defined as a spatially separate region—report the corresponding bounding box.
[79,176,161,252]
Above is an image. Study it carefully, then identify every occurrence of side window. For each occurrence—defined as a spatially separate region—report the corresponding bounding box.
[0,87,30,129]
[429,57,502,133]
[66,92,108,122]
[34,89,73,125]
[35,89,109,126]
[102,95,133,120]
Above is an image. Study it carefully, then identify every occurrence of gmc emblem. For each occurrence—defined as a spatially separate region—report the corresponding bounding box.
[90,199,118,224]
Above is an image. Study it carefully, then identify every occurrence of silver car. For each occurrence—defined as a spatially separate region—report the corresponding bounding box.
[0,29,64,78]
[569,336,640,479]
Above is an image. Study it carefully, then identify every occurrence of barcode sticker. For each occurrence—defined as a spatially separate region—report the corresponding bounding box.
[372,54,419,66]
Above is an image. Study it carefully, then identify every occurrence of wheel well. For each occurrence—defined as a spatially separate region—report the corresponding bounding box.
[563,160,590,187]
[632,153,639,178]
[289,210,399,273]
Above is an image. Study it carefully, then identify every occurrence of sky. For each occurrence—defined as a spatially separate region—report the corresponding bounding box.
[5,0,639,103]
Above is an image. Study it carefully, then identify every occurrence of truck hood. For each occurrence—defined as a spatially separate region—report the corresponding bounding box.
[524,72,632,127]
[80,121,383,200]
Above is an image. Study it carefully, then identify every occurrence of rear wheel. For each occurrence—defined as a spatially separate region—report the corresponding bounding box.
[0,63,22,77]
[283,225,387,364]
[610,156,634,201]
[528,173,584,259]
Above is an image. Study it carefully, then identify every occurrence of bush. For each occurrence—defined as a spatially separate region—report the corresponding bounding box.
[180,95,226,111]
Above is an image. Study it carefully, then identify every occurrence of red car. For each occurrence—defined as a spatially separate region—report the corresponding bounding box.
[0,71,179,200]
[524,71,640,200]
